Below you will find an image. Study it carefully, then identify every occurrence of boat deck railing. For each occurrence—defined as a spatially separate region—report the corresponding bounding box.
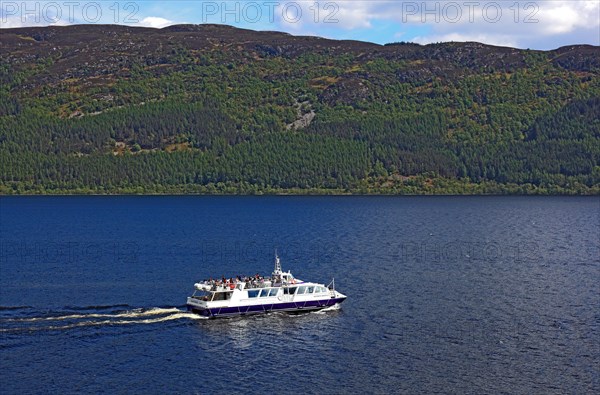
[197,278,288,292]
[197,277,313,292]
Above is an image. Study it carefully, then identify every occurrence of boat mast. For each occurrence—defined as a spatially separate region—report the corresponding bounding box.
[274,250,282,275]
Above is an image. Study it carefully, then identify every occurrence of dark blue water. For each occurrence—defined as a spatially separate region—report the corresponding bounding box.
[1,196,598,393]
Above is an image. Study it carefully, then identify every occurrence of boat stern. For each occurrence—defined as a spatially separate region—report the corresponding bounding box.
[186,296,212,317]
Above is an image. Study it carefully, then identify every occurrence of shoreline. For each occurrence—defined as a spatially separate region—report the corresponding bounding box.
[2,189,598,197]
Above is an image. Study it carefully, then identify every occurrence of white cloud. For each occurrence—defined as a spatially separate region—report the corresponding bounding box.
[0,15,71,28]
[334,1,375,29]
[422,1,600,48]
[0,1,72,28]
[274,1,375,32]
[537,1,598,35]
[540,5,579,34]
[136,16,174,29]
[273,1,599,49]
[0,2,180,29]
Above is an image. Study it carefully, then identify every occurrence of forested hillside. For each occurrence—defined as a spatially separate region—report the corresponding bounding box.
[1,24,599,194]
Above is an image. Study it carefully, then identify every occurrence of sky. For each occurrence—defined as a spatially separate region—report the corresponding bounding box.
[0,1,599,49]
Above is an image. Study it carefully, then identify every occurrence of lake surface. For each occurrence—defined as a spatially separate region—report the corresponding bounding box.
[1,196,598,393]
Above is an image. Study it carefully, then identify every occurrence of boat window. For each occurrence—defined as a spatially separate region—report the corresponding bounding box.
[269,288,279,297]
[307,286,314,294]
[212,292,232,301]
[297,286,306,295]
[260,289,270,297]
[284,287,297,295]
[194,291,213,301]
[248,290,260,298]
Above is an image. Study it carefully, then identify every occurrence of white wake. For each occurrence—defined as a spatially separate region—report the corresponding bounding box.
[0,307,207,332]
[5,307,183,323]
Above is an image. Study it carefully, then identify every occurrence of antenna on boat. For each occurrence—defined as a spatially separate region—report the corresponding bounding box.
[274,249,282,275]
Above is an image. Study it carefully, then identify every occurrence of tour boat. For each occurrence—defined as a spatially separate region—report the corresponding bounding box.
[186,254,347,318]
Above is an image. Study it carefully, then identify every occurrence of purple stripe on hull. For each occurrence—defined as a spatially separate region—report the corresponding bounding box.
[187,297,346,318]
